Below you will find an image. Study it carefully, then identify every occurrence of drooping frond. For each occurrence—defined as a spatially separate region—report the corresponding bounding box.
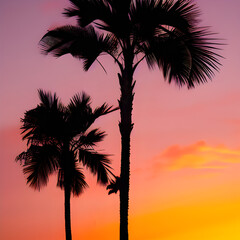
[142,27,221,87]
[156,0,199,29]
[39,25,117,71]
[57,163,88,196]
[79,149,112,184]
[130,0,221,87]
[70,166,88,196]
[16,145,59,190]
[106,176,121,194]
[76,129,106,147]
[181,28,221,87]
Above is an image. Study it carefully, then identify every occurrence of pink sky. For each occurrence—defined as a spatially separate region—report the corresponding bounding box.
[1,0,240,239]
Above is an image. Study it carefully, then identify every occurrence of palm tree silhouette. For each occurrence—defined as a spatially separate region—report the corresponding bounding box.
[39,1,222,239]
[16,89,117,240]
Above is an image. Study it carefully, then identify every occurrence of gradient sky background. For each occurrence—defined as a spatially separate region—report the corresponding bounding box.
[1,0,240,239]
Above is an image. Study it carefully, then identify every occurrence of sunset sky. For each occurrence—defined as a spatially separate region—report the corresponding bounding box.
[1,0,240,239]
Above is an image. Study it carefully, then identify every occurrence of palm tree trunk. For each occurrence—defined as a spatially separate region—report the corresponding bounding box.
[64,184,72,240]
[118,62,135,240]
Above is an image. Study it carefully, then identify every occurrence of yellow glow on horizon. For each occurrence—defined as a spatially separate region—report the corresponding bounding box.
[129,197,240,240]
[72,194,240,240]
[162,220,240,240]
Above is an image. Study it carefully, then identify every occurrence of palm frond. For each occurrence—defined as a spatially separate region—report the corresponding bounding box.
[38,89,59,109]
[108,0,131,13]
[67,93,118,134]
[93,103,119,119]
[130,0,198,44]
[156,0,199,30]
[106,176,121,195]
[40,25,117,71]
[57,164,88,196]
[66,92,94,135]
[16,145,59,190]
[70,166,88,196]
[57,168,65,190]
[68,92,92,121]
[63,0,131,36]
[20,90,66,145]
[130,0,160,42]
[63,0,112,27]
[79,149,112,184]
[142,27,221,88]
[77,129,106,147]
[64,0,132,39]
[69,92,92,110]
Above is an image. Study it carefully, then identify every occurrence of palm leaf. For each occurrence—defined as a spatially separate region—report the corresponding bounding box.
[63,0,112,27]
[79,149,112,184]
[106,176,121,195]
[64,0,132,39]
[20,90,66,145]
[16,145,59,190]
[40,25,117,71]
[93,102,119,119]
[142,27,221,87]
[38,89,59,109]
[67,92,118,135]
[130,0,197,42]
[57,164,88,196]
[66,92,94,135]
[70,166,88,196]
[77,129,106,147]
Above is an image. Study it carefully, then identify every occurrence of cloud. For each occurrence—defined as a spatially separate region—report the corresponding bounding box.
[153,141,240,171]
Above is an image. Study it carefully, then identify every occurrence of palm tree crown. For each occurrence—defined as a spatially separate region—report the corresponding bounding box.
[16,89,117,240]
[40,0,221,87]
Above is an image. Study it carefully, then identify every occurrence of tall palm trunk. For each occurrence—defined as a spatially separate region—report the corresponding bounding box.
[63,146,72,240]
[118,51,135,240]
[64,183,72,240]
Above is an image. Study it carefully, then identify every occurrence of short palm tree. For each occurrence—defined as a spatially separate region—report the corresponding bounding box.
[39,1,222,239]
[16,89,117,240]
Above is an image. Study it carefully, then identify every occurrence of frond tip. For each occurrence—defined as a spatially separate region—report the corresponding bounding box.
[107,176,121,195]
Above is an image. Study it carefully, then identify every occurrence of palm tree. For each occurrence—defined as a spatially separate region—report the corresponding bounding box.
[39,1,222,239]
[16,89,117,240]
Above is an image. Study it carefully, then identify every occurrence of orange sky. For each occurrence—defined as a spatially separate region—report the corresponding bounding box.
[1,0,240,239]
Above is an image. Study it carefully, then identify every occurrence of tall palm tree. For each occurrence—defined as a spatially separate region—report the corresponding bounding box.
[39,1,222,239]
[16,89,117,240]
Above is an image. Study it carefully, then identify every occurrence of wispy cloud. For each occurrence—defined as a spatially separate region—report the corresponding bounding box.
[153,141,240,171]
